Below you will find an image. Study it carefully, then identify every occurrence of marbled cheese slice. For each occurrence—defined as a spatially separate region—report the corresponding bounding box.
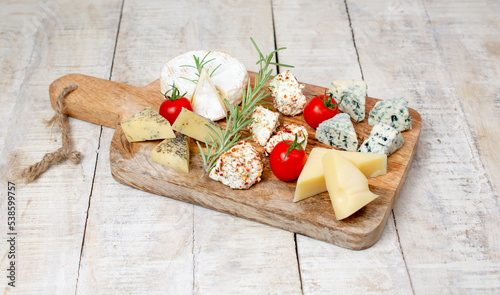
[358,123,404,155]
[328,80,367,122]
[151,133,190,173]
[315,113,358,151]
[160,51,248,106]
[294,148,386,202]
[191,68,227,121]
[171,108,223,145]
[121,107,175,142]
[368,97,412,132]
[322,150,379,220]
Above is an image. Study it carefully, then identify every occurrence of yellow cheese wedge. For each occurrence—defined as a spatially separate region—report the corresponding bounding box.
[121,107,175,142]
[322,150,379,220]
[171,108,223,145]
[293,148,386,202]
[151,133,190,173]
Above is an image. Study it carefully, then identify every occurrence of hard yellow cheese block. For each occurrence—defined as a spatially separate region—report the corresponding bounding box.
[171,108,223,145]
[322,150,379,220]
[293,148,386,202]
[151,133,190,173]
[121,107,175,142]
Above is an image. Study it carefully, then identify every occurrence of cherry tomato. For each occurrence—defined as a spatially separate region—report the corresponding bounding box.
[159,84,193,125]
[303,90,342,129]
[269,135,307,182]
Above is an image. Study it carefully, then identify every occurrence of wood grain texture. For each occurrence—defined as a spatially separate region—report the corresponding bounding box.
[100,74,421,250]
[0,0,122,293]
[348,0,500,293]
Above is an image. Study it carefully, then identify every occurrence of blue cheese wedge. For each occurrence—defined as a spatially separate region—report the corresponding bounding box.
[269,71,307,116]
[368,97,412,132]
[358,123,404,155]
[328,80,367,122]
[264,124,308,156]
[121,107,175,142]
[151,133,190,173]
[249,106,280,146]
[209,141,263,189]
[315,113,358,151]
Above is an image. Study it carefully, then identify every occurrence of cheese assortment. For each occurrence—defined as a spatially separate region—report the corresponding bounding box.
[151,133,190,173]
[121,107,175,142]
[118,45,417,222]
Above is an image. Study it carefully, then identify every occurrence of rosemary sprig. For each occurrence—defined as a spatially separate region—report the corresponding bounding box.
[180,51,221,84]
[197,38,294,175]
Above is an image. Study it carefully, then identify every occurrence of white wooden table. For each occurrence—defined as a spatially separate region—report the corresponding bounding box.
[1,0,499,293]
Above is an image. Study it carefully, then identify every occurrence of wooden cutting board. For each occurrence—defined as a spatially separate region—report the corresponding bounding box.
[49,72,421,250]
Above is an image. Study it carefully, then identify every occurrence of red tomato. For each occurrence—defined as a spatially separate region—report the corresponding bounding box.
[269,136,307,182]
[159,85,193,125]
[303,91,342,129]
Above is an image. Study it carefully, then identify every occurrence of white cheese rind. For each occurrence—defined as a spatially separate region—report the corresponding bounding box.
[269,71,307,116]
[191,68,227,121]
[160,51,248,106]
[264,123,308,156]
[248,106,280,146]
[209,141,263,189]
[358,123,404,155]
[368,97,412,132]
[328,80,367,122]
[315,113,358,151]
[121,107,175,142]
[151,133,190,173]
[322,150,379,220]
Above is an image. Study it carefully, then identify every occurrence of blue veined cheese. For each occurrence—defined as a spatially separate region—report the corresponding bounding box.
[368,97,412,132]
[328,80,367,122]
[209,141,263,189]
[269,71,307,116]
[248,106,280,146]
[315,113,358,151]
[358,123,404,155]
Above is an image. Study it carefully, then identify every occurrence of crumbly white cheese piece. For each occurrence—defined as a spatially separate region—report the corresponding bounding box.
[264,123,308,156]
[328,80,367,122]
[315,113,358,151]
[209,141,263,190]
[160,51,248,106]
[358,123,404,155]
[368,97,412,132]
[269,71,307,116]
[248,106,280,146]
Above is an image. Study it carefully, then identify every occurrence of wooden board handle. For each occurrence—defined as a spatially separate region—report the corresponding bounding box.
[49,74,164,128]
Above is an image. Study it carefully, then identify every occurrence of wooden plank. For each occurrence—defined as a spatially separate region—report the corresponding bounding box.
[348,0,500,293]
[272,0,414,293]
[76,0,302,293]
[0,0,122,293]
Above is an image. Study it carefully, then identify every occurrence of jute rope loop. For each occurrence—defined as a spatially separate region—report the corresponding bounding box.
[21,84,82,183]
